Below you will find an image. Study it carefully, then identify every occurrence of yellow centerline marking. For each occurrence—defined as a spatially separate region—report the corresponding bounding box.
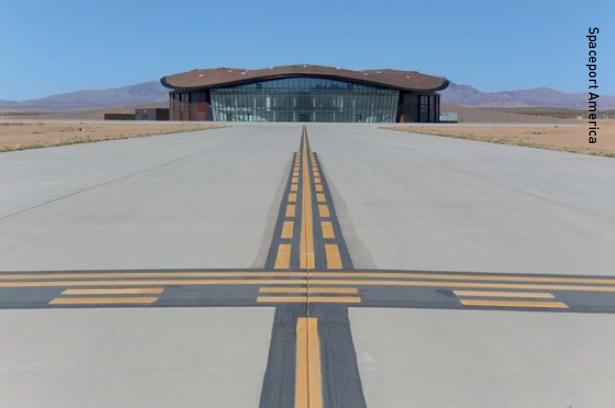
[259,287,358,294]
[324,244,342,270]
[288,193,297,202]
[321,221,335,239]
[7,270,615,284]
[316,193,326,203]
[292,177,299,183]
[453,290,555,299]
[281,221,294,239]
[304,279,615,292]
[286,204,296,217]
[3,276,615,294]
[274,245,292,269]
[3,277,615,293]
[318,205,330,218]
[257,296,361,303]
[310,271,615,285]
[0,271,309,280]
[299,127,315,270]
[62,288,164,295]
[50,297,159,305]
[460,299,569,309]
[290,184,298,192]
[315,185,323,192]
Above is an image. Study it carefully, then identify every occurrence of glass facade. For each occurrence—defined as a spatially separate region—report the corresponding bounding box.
[210,77,399,122]
[419,94,439,122]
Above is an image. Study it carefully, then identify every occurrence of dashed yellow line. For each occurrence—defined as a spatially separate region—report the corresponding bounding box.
[460,299,569,309]
[62,288,164,295]
[257,296,361,304]
[324,244,342,270]
[50,297,159,305]
[318,205,330,218]
[290,184,298,192]
[316,193,326,203]
[259,287,358,294]
[286,204,296,217]
[281,221,294,239]
[315,184,323,192]
[321,221,335,239]
[453,290,554,299]
[288,193,297,203]
[274,245,292,269]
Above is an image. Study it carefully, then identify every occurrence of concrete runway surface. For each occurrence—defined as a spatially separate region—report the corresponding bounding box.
[1,123,615,407]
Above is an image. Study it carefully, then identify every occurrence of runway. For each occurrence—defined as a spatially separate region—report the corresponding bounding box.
[1,123,615,407]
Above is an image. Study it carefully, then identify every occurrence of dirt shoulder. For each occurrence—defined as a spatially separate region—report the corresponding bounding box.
[0,121,225,152]
[386,120,615,158]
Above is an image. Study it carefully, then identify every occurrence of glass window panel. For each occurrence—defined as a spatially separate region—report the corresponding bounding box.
[210,76,400,123]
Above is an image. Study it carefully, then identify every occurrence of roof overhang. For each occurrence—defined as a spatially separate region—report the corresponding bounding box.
[161,64,449,93]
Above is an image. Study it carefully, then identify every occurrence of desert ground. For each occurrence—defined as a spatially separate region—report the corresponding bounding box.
[389,119,615,157]
[0,121,221,152]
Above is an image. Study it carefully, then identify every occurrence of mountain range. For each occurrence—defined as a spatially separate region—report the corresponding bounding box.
[441,82,615,108]
[0,82,167,110]
[1,80,613,110]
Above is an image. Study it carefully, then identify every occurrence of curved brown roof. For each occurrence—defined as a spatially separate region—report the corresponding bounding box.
[161,64,448,92]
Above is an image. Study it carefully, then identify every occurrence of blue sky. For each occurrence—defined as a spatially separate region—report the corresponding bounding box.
[1,0,613,100]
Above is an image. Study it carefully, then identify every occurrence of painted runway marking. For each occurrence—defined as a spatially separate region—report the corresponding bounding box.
[4,274,615,295]
[453,290,555,298]
[259,287,358,294]
[321,221,335,239]
[281,221,295,239]
[257,296,361,304]
[324,244,343,270]
[299,127,315,270]
[49,296,159,305]
[274,245,292,270]
[286,204,296,217]
[459,299,569,309]
[295,317,323,408]
[6,270,615,284]
[62,288,164,295]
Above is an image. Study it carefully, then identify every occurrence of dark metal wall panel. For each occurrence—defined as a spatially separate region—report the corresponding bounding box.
[397,92,419,122]
[104,113,135,120]
[136,108,169,121]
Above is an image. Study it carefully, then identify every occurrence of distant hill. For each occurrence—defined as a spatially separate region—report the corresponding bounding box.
[0,81,167,110]
[441,82,615,108]
[1,79,614,110]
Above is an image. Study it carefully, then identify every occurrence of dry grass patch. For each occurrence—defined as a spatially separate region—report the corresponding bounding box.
[0,122,225,152]
[387,120,615,158]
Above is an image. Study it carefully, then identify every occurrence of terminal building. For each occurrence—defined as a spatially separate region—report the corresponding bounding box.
[161,65,448,123]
